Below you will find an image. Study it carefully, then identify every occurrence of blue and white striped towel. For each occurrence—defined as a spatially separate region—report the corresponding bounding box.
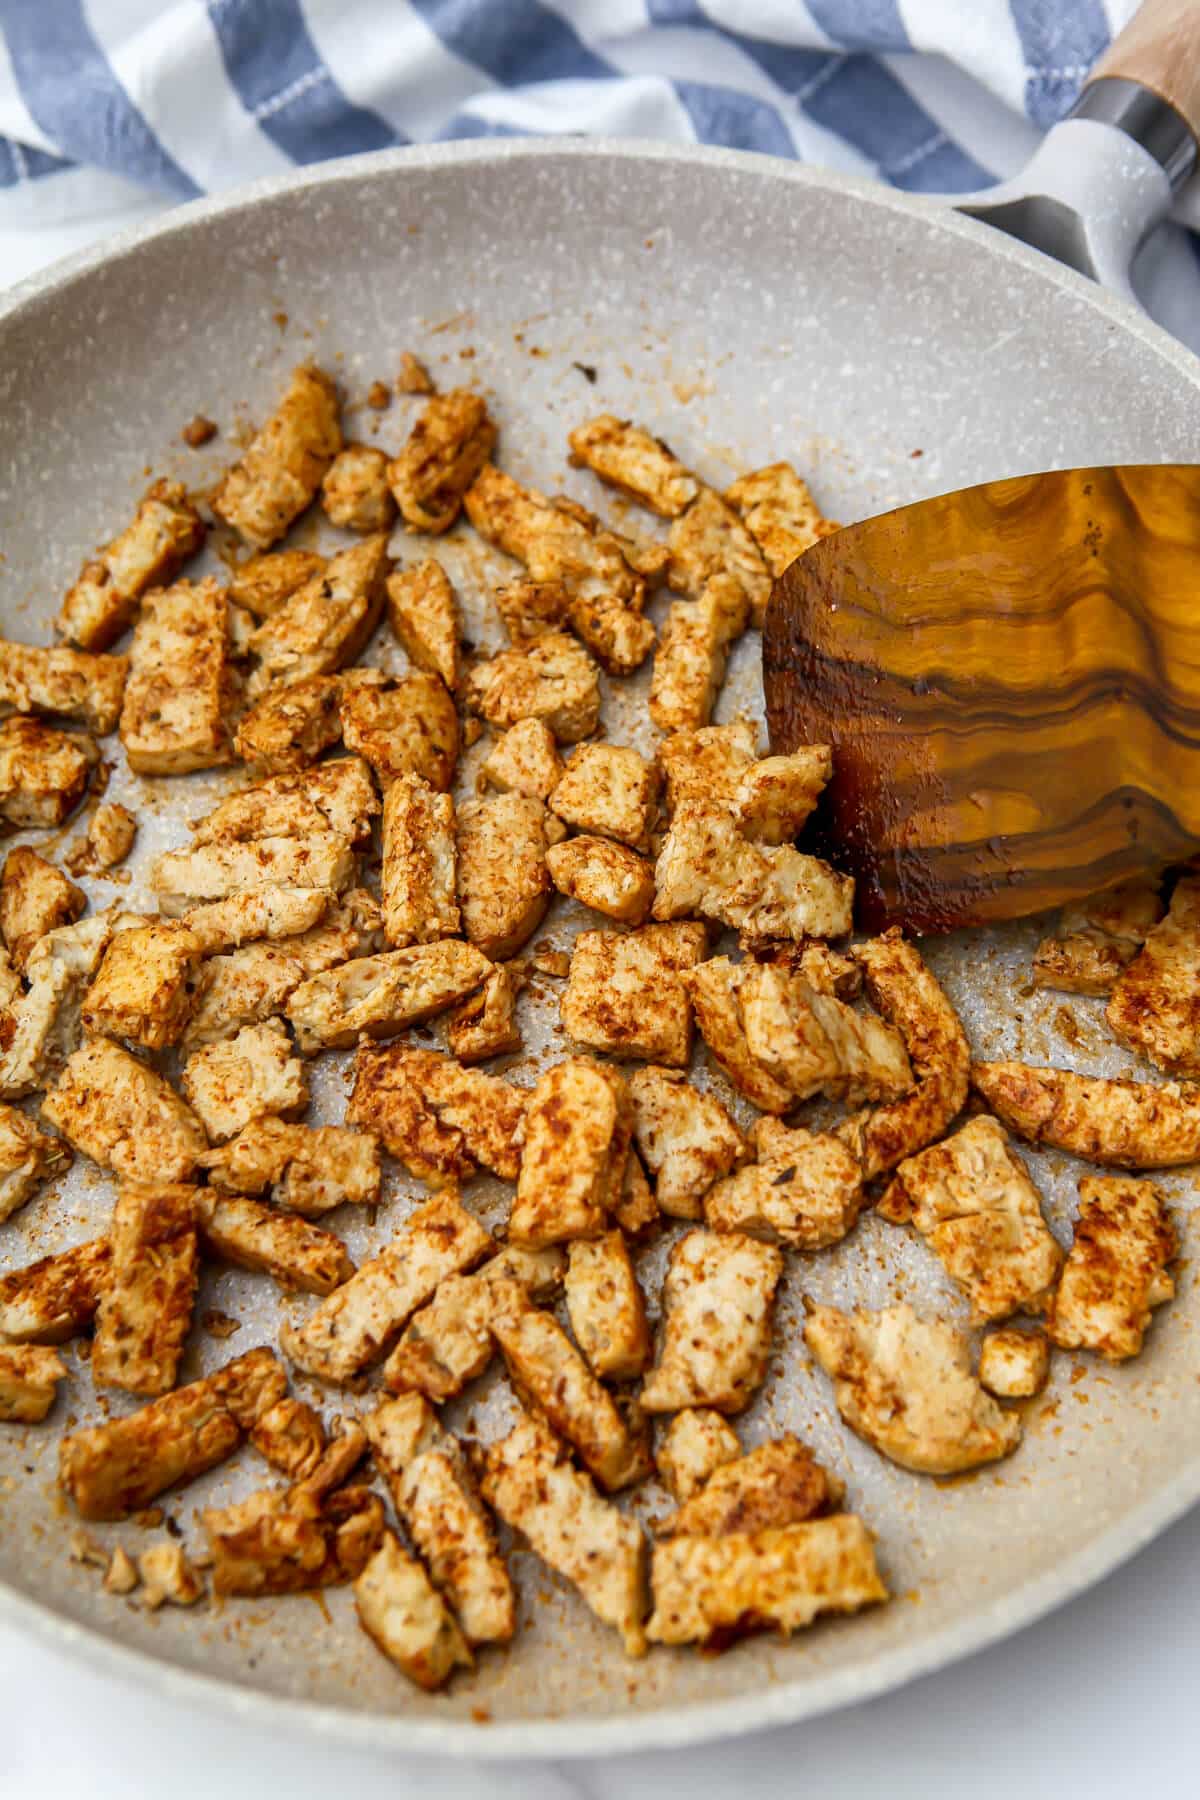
[0,1,1196,290]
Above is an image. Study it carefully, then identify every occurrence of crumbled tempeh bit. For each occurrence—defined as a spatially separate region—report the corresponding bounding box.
[214,364,342,550]
[383,1246,564,1400]
[287,939,491,1053]
[705,1119,864,1251]
[978,1328,1050,1399]
[205,1475,385,1597]
[321,442,395,532]
[280,1192,493,1382]
[725,461,841,579]
[58,1347,286,1520]
[0,1345,67,1422]
[560,922,707,1067]
[0,718,97,829]
[878,1115,1062,1322]
[57,478,206,650]
[547,836,655,924]
[42,1036,207,1183]
[365,1394,515,1646]
[969,1060,1200,1169]
[495,578,571,644]
[0,640,128,735]
[647,1515,886,1648]
[685,958,794,1114]
[340,667,459,791]
[649,577,749,732]
[1048,1176,1177,1361]
[0,1237,111,1344]
[657,1436,840,1539]
[457,794,553,959]
[0,846,84,969]
[397,352,434,396]
[118,578,233,774]
[229,549,326,619]
[738,960,912,1104]
[234,674,343,772]
[653,803,853,942]
[804,1301,1022,1475]
[1106,876,1200,1075]
[568,415,699,517]
[478,717,564,801]
[509,1057,630,1247]
[549,742,659,849]
[91,1182,198,1396]
[655,1408,740,1504]
[82,920,204,1051]
[75,802,137,873]
[182,1017,308,1144]
[1034,878,1163,996]
[836,931,970,1181]
[466,632,601,744]
[346,1043,526,1185]
[386,559,461,692]
[564,1232,652,1380]
[354,1530,472,1690]
[103,1545,140,1594]
[479,1412,647,1657]
[246,534,390,697]
[641,1230,783,1416]
[196,1190,353,1295]
[381,773,458,946]
[0,1102,71,1224]
[490,1282,651,1491]
[137,1542,204,1610]
[388,389,496,533]
[250,1396,327,1478]
[667,487,772,625]
[628,1065,746,1221]
[201,1116,380,1215]
[446,961,522,1062]
[191,755,378,848]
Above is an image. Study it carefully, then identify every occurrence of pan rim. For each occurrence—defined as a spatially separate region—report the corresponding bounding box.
[2,133,1199,1757]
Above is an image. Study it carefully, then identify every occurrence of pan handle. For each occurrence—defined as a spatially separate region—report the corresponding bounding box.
[1079,0,1200,190]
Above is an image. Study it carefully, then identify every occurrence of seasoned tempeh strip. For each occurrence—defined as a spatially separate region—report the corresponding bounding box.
[354,1531,472,1690]
[214,364,342,551]
[59,1347,286,1520]
[971,1060,1200,1168]
[480,1413,647,1657]
[280,1194,492,1383]
[196,1191,354,1295]
[647,1516,886,1647]
[365,1394,515,1646]
[0,1238,111,1344]
[41,1037,207,1183]
[383,1247,564,1400]
[91,1182,198,1396]
[57,478,205,650]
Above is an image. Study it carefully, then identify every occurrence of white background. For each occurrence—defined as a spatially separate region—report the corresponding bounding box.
[2,193,1200,1799]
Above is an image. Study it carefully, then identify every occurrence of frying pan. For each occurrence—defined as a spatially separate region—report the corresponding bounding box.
[2,108,1200,1759]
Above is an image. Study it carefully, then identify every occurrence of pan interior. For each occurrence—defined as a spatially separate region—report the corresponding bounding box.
[0,144,1198,1751]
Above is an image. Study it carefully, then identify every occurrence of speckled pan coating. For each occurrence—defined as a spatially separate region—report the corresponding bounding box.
[1,139,1200,1759]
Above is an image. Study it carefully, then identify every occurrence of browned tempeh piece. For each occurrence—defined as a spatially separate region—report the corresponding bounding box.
[59,1347,287,1520]
[280,1194,492,1383]
[214,364,342,550]
[0,1238,111,1344]
[971,1060,1200,1168]
[56,478,206,650]
[196,1191,354,1295]
[91,1182,199,1396]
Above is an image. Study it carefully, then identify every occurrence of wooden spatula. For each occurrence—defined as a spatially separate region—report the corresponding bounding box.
[762,465,1200,934]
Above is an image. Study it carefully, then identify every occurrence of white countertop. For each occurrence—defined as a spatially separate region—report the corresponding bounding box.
[2,196,1199,1800]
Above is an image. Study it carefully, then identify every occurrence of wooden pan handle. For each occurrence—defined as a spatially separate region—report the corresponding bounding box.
[1091,0,1200,146]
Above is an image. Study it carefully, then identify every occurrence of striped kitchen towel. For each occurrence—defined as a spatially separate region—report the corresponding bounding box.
[2,0,1196,261]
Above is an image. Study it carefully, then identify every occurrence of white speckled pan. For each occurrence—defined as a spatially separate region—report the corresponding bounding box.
[1,140,1200,1759]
